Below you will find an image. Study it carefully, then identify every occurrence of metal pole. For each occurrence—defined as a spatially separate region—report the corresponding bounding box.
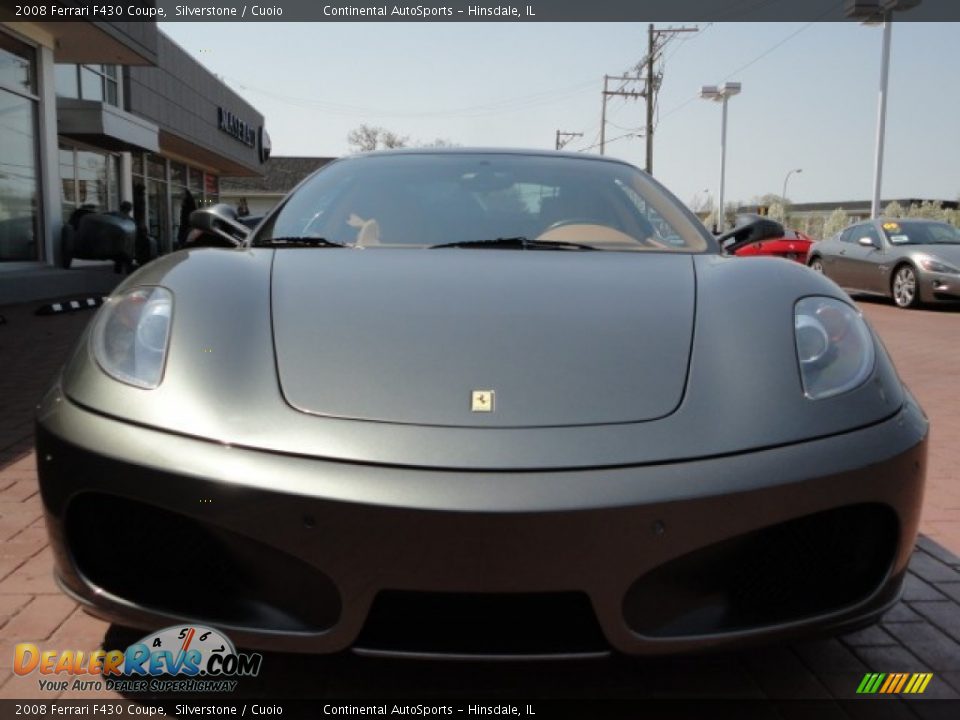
[872,14,892,218]
[718,95,728,233]
[782,169,800,203]
[646,23,655,174]
[599,75,608,155]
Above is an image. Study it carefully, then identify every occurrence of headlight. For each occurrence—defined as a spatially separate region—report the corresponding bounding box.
[794,297,875,400]
[918,257,959,274]
[92,287,173,389]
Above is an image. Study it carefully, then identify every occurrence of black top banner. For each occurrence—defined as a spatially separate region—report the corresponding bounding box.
[3,0,960,22]
[1,699,959,720]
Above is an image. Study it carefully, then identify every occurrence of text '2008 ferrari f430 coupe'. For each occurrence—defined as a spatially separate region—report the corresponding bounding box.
[37,150,927,658]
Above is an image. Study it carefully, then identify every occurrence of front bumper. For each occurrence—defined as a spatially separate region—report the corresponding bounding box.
[918,269,960,303]
[36,386,928,657]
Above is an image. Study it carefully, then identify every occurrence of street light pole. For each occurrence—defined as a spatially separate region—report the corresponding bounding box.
[718,95,729,233]
[782,168,803,203]
[871,15,892,218]
[844,1,922,218]
[701,82,741,233]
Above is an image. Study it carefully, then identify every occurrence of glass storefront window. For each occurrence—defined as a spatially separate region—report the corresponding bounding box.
[55,64,120,106]
[132,152,144,176]
[54,64,79,99]
[0,32,34,95]
[60,143,121,225]
[147,178,170,253]
[80,66,103,102]
[59,146,76,205]
[205,174,219,204]
[172,186,194,248]
[108,155,121,210]
[170,161,186,186]
[188,167,203,193]
[0,88,39,261]
[76,150,107,209]
[147,154,166,180]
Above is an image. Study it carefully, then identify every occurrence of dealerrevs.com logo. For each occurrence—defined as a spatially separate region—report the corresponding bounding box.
[14,625,262,693]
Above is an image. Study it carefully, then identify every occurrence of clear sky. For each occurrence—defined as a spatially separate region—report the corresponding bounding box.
[160,21,960,208]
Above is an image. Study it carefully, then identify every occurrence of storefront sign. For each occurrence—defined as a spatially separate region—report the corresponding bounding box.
[217,107,256,148]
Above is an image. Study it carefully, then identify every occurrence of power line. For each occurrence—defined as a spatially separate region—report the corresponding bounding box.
[555,130,584,150]
[598,73,646,155]
[654,10,839,128]
[580,130,640,153]
[222,75,598,120]
[644,24,699,174]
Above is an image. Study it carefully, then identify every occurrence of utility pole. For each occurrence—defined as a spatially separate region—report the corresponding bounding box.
[555,130,583,151]
[644,24,698,174]
[599,74,644,155]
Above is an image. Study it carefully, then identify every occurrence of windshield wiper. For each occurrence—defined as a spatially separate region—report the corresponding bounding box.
[430,237,597,250]
[258,236,348,248]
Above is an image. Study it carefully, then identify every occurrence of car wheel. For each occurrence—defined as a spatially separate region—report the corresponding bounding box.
[809,257,824,274]
[892,265,919,308]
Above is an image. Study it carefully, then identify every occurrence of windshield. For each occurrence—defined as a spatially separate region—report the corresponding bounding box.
[254,153,712,252]
[881,220,960,245]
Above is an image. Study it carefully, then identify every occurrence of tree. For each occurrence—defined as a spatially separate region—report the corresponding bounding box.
[346,124,382,152]
[804,214,826,240]
[346,124,409,153]
[347,125,458,152]
[883,200,904,218]
[704,201,738,233]
[418,138,459,148]
[823,208,849,239]
[380,129,409,149]
[689,192,712,215]
[767,201,787,224]
[906,200,944,220]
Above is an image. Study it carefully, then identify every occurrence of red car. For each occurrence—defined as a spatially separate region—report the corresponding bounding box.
[717,215,814,264]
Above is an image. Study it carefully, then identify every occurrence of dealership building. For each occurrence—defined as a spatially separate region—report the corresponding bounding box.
[0,20,269,304]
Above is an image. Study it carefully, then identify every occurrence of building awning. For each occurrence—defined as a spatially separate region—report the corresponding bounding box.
[57,98,159,153]
[159,130,262,177]
[36,21,157,65]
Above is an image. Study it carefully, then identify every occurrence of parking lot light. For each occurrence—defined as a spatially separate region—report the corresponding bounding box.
[844,1,922,218]
[701,82,742,233]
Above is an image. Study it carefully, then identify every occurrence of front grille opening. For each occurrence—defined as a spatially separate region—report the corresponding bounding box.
[356,591,609,656]
[66,493,340,632]
[623,503,898,638]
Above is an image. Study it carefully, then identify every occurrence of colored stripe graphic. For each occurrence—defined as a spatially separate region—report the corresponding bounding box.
[893,673,909,693]
[879,674,896,693]
[857,673,885,693]
[904,673,933,694]
[857,672,932,694]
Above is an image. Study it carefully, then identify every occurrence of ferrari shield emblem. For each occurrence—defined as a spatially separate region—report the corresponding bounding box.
[471,390,495,412]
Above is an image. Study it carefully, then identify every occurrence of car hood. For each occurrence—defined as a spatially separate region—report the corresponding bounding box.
[907,244,960,266]
[271,249,695,427]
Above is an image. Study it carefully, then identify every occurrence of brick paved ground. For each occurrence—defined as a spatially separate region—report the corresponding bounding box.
[857,299,960,553]
[0,295,957,706]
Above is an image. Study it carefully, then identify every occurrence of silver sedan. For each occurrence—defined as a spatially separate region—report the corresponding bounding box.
[808,217,960,308]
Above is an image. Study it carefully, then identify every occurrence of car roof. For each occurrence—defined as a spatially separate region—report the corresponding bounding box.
[873,217,944,224]
[342,146,635,167]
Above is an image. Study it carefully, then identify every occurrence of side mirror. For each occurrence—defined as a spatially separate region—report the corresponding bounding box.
[189,204,250,247]
[857,236,878,248]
